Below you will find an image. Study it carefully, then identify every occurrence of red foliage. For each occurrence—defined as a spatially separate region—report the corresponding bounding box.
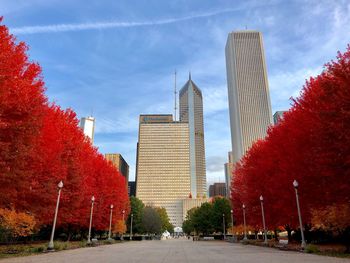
[231,46,350,231]
[0,18,47,209]
[0,19,129,232]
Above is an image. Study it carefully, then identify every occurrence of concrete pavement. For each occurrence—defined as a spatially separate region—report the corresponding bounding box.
[1,239,349,263]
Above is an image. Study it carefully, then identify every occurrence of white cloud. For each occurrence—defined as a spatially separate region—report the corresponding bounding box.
[95,114,139,134]
[11,8,243,35]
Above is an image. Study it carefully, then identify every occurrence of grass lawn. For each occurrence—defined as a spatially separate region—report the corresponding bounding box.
[240,239,350,258]
[0,240,118,259]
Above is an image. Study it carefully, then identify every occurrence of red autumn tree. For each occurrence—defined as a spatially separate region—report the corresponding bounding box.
[0,17,47,210]
[231,45,350,237]
[0,18,130,236]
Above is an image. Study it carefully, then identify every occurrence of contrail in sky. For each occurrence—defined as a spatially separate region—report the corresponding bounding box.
[11,9,238,35]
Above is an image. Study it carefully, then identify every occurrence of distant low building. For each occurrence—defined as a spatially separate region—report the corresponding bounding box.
[209,183,226,198]
[128,181,136,197]
[273,111,287,125]
[105,153,129,188]
[182,198,209,222]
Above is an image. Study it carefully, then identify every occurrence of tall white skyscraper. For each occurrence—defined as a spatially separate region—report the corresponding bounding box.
[225,31,273,163]
[179,75,206,198]
[80,116,95,143]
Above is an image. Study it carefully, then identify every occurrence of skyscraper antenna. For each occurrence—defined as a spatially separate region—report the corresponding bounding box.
[174,70,177,121]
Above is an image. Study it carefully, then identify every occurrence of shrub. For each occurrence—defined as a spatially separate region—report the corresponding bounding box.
[30,246,45,253]
[306,244,320,253]
[0,209,36,242]
[54,241,68,251]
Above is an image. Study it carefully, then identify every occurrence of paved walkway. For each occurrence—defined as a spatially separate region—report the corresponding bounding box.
[1,239,349,263]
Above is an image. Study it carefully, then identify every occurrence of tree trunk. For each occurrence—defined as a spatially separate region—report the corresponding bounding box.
[285,225,292,242]
[274,229,279,241]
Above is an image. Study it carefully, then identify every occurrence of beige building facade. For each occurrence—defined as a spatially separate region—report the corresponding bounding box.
[105,153,129,188]
[225,31,273,164]
[136,115,191,227]
[182,198,209,221]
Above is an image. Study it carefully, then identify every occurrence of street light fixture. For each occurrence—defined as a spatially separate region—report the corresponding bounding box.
[260,195,268,245]
[121,210,125,241]
[230,209,235,241]
[87,196,95,245]
[222,213,226,240]
[48,181,63,250]
[293,180,306,249]
[130,213,133,241]
[108,204,114,240]
[242,204,248,241]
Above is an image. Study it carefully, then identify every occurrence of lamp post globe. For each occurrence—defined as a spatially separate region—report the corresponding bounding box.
[293,180,298,188]
[48,181,64,250]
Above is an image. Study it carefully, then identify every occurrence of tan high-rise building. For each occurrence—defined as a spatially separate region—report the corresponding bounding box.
[225,31,273,163]
[136,114,190,227]
[105,153,129,188]
[179,75,206,198]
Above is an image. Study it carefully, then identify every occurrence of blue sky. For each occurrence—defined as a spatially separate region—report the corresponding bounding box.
[2,0,349,184]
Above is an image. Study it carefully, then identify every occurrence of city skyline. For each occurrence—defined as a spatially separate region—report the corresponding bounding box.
[3,0,350,183]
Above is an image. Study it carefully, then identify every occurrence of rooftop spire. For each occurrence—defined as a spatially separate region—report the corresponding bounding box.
[189,71,191,80]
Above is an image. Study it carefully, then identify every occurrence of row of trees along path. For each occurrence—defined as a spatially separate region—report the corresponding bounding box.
[231,46,350,249]
[0,18,129,241]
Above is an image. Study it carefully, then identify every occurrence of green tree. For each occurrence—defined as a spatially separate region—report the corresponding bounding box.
[126,196,144,234]
[193,203,214,235]
[211,197,232,233]
[155,207,174,233]
[141,206,162,234]
[182,207,198,235]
